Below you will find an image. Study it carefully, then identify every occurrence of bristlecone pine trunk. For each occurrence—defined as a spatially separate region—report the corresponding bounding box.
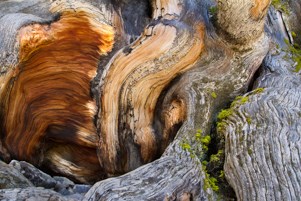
[0,0,300,200]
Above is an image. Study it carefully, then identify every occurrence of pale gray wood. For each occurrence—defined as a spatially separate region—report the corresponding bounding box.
[0,187,71,201]
[0,13,51,74]
[222,8,301,201]
[0,160,33,189]
[0,0,52,19]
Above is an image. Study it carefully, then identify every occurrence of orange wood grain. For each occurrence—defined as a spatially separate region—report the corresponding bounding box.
[250,0,270,20]
[0,11,114,183]
[98,20,205,174]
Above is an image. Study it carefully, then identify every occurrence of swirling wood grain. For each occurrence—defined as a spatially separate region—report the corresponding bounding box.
[0,1,114,183]
[98,0,205,175]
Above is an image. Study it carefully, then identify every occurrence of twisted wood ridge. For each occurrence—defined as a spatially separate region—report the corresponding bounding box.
[98,0,205,175]
[85,0,273,200]
[222,9,301,200]
[223,56,301,200]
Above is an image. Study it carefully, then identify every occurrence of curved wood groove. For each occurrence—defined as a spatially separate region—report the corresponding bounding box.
[161,97,187,151]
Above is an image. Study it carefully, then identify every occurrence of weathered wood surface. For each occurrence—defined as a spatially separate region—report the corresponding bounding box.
[0,160,33,189]
[0,188,70,201]
[85,0,271,199]
[83,32,269,201]
[2,0,301,200]
[224,54,301,201]
[85,150,206,200]
[0,0,117,183]
[287,0,301,44]
[97,0,206,175]
[0,160,91,200]
[222,8,301,201]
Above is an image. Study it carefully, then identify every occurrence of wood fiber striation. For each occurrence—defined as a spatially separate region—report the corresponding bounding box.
[0,4,114,183]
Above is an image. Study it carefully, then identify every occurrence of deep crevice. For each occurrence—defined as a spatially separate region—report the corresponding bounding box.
[203,62,266,200]
[247,64,265,93]
[153,74,184,158]
[205,123,236,201]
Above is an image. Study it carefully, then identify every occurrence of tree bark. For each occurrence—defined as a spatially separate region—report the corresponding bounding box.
[0,0,300,200]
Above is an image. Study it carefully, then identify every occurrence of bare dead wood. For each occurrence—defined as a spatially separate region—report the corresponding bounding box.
[0,187,71,201]
[4,0,300,201]
[0,0,117,183]
[97,0,205,175]
[221,8,301,201]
